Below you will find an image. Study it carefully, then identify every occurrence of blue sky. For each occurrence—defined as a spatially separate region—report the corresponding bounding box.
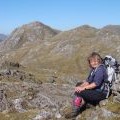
[1,0,120,34]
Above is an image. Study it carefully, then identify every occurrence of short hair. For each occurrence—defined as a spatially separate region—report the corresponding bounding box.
[87,52,103,65]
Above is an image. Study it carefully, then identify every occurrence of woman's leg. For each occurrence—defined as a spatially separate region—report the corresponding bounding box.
[75,89,106,105]
[65,93,86,119]
[71,93,86,115]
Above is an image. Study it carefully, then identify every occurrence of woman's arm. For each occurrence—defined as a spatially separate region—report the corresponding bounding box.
[75,82,97,92]
[80,81,89,87]
[76,81,89,87]
[83,82,97,90]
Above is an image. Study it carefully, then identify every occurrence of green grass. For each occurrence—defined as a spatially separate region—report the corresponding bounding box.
[0,109,39,120]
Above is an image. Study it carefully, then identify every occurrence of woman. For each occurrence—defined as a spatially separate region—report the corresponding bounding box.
[65,52,108,118]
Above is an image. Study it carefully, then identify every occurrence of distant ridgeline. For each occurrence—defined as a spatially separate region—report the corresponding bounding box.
[0,33,7,42]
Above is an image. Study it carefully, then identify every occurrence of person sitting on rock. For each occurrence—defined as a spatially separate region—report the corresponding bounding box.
[65,52,108,119]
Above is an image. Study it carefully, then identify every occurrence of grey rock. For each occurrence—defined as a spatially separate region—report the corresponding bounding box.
[112,76,120,103]
[0,89,9,112]
[12,98,26,112]
[33,110,52,120]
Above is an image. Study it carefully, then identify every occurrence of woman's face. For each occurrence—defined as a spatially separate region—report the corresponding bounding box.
[90,58,100,68]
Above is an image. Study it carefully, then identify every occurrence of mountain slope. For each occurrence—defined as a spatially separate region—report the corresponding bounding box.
[0,23,120,83]
[0,21,60,52]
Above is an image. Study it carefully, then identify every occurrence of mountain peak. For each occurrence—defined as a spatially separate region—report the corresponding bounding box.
[23,21,49,28]
[0,21,60,52]
[99,25,120,36]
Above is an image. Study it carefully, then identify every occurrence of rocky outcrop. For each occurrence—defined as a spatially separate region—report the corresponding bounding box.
[112,75,120,103]
[0,89,9,112]
[0,79,74,119]
[0,71,120,119]
[0,60,119,120]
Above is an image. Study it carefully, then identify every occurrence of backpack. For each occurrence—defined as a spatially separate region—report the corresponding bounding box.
[103,55,120,98]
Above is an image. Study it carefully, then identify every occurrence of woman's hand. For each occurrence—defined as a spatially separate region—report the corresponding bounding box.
[75,86,85,93]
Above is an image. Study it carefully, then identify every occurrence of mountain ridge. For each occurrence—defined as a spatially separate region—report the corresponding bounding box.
[0,21,60,52]
[0,21,120,82]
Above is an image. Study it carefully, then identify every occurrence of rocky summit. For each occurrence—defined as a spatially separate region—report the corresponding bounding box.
[0,21,60,52]
[0,21,120,120]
